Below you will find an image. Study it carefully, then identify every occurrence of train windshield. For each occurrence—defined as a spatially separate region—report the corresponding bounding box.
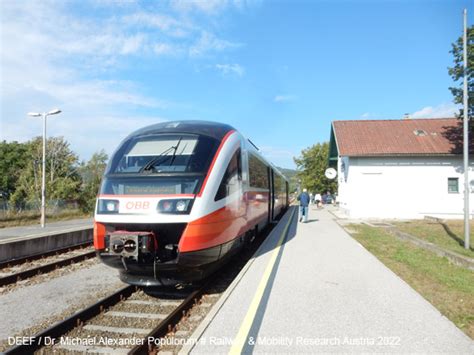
[101,133,219,196]
[108,134,218,174]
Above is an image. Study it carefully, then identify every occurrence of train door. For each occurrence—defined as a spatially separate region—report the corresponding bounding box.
[268,167,273,223]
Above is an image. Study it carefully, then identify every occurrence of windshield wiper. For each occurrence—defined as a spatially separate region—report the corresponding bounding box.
[139,146,175,173]
[139,138,183,173]
[168,137,183,167]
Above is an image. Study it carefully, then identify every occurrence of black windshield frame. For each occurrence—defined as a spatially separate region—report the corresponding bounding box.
[105,133,219,176]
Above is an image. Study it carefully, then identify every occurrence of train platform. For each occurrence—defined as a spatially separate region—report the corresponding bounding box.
[0,218,92,241]
[0,218,93,262]
[184,206,474,353]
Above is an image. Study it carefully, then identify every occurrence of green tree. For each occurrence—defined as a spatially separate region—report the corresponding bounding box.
[293,142,337,195]
[10,137,82,209]
[277,167,298,193]
[78,150,108,213]
[448,25,473,118]
[0,141,29,200]
[446,25,473,153]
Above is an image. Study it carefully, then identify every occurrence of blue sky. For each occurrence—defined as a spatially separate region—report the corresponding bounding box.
[0,0,472,169]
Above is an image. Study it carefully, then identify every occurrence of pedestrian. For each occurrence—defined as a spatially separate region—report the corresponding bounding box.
[298,188,310,223]
[326,190,333,204]
[314,192,322,208]
[309,192,314,205]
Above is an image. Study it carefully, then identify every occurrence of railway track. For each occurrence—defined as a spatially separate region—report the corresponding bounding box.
[0,243,95,287]
[0,242,93,269]
[3,213,282,354]
[3,235,267,354]
[4,281,211,354]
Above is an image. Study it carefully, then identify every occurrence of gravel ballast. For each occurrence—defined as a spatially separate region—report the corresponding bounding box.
[0,262,123,343]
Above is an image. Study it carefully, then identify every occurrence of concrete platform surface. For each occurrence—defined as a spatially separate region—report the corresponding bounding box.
[0,218,92,241]
[187,207,474,353]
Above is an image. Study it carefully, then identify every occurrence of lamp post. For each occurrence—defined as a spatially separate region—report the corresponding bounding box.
[28,108,62,227]
[462,9,470,250]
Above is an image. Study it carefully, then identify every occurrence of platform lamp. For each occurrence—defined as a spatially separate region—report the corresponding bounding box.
[28,108,62,228]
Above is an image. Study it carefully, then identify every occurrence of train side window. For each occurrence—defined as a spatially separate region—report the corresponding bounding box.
[215,149,241,201]
[248,154,268,189]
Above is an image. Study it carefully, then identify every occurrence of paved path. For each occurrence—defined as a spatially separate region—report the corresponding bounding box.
[0,218,92,241]
[188,206,474,353]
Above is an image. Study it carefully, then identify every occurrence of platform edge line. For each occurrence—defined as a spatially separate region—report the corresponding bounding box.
[178,207,296,355]
[228,207,296,355]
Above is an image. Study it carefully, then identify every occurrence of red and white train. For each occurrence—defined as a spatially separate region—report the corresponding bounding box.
[94,121,289,286]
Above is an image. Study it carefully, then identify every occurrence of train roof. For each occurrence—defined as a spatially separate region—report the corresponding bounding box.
[122,120,288,182]
[127,120,235,141]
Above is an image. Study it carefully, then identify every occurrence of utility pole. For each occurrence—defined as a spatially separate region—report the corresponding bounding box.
[463,9,470,249]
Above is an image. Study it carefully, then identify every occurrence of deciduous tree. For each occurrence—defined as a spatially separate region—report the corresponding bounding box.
[448,25,473,118]
[0,141,29,201]
[78,150,108,213]
[293,142,337,195]
[10,137,81,209]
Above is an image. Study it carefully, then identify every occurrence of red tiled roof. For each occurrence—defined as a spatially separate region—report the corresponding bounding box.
[332,118,468,156]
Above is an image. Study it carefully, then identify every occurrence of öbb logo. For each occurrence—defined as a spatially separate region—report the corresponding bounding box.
[125,201,150,210]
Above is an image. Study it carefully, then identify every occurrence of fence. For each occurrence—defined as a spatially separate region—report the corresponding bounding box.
[0,199,79,214]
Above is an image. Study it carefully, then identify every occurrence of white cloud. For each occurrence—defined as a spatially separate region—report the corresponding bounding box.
[215,63,245,77]
[171,0,259,14]
[0,1,246,159]
[410,103,459,119]
[274,95,297,103]
[172,0,230,15]
[153,43,181,56]
[0,2,242,75]
[189,31,242,57]
[121,12,194,38]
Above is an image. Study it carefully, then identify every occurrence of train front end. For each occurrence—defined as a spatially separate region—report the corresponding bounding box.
[93,122,230,286]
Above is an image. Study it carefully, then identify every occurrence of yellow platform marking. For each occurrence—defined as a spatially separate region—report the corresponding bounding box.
[229,208,295,354]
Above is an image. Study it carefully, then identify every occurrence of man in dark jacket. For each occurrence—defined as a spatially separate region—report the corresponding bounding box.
[298,188,310,222]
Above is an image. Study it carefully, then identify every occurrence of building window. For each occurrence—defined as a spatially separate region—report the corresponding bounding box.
[448,178,459,193]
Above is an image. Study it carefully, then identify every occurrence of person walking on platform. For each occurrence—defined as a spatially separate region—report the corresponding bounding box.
[314,192,322,208]
[298,188,310,222]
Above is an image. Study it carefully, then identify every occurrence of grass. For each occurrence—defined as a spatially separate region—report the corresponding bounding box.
[393,220,474,259]
[348,223,474,339]
[0,209,90,228]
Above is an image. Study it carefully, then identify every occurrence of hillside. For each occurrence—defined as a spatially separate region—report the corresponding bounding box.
[277,167,299,193]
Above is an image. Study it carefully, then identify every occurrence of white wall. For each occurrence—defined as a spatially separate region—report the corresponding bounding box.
[337,156,474,219]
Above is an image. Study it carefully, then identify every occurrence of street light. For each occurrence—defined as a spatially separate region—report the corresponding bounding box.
[28,108,62,227]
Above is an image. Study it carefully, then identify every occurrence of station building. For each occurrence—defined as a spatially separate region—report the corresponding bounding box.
[328,117,474,219]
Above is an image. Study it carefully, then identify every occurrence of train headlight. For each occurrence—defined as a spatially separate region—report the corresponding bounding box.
[157,199,193,214]
[176,200,187,212]
[98,199,119,214]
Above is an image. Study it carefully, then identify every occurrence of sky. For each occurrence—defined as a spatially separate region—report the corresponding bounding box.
[0,0,472,169]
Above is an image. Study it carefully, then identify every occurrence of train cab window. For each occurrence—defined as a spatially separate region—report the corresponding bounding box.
[109,134,219,174]
[215,149,241,201]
